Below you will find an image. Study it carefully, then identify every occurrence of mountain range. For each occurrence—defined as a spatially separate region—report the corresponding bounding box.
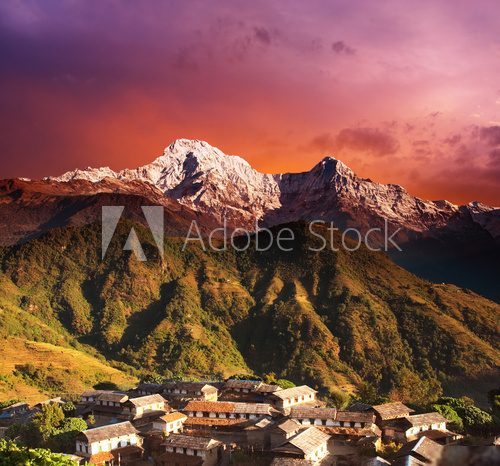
[0,221,497,404]
[0,139,498,403]
[1,139,499,300]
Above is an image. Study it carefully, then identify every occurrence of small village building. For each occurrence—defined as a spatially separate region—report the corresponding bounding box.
[392,436,443,465]
[183,401,272,426]
[335,411,377,430]
[95,392,129,408]
[255,383,283,395]
[91,393,130,425]
[220,380,282,403]
[269,386,317,411]
[123,394,167,420]
[289,407,337,427]
[163,382,218,402]
[270,418,303,447]
[416,428,463,445]
[272,426,331,463]
[75,421,143,465]
[136,382,164,396]
[233,402,274,419]
[33,397,65,409]
[303,410,381,440]
[30,398,67,418]
[152,411,188,434]
[160,433,223,466]
[244,416,274,450]
[371,402,414,423]
[224,379,262,394]
[348,402,373,412]
[184,400,272,422]
[0,402,29,420]
[80,390,121,405]
[383,412,448,442]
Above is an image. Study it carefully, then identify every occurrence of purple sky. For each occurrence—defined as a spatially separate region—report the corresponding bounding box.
[1,0,499,204]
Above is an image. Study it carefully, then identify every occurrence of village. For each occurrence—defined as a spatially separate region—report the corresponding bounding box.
[1,378,497,466]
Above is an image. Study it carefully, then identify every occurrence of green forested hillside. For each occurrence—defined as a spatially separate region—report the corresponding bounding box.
[0,221,498,404]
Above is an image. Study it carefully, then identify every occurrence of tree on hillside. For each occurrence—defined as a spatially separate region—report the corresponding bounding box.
[32,404,65,444]
[7,403,87,453]
[276,379,296,389]
[47,417,88,453]
[430,403,463,431]
[487,388,500,422]
[389,368,442,405]
[437,397,493,434]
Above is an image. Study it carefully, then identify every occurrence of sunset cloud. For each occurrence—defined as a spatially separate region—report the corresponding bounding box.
[334,127,399,157]
[331,40,356,55]
[0,0,499,205]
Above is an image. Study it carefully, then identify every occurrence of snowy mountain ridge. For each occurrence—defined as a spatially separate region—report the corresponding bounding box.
[46,138,499,238]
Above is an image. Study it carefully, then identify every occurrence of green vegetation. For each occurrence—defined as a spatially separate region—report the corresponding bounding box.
[0,399,19,409]
[0,221,497,404]
[0,440,78,466]
[0,337,136,404]
[6,403,87,454]
[433,397,494,434]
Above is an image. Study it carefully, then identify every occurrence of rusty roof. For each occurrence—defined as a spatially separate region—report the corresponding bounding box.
[159,411,188,423]
[233,402,272,415]
[183,401,235,413]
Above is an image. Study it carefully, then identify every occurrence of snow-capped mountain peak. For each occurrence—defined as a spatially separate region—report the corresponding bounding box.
[45,138,498,237]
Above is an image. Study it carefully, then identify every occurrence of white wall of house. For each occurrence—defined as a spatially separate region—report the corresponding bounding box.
[76,433,140,456]
[304,442,328,462]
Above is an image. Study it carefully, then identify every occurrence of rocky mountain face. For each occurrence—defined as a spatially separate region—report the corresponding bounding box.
[37,138,499,301]
[46,139,500,240]
[1,138,498,299]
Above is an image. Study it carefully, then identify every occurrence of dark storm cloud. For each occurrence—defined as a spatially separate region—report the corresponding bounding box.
[334,127,399,156]
[254,27,272,45]
[331,40,356,55]
[309,127,400,157]
[444,134,462,146]
[310,132,335,152]
[489,148,500,166]
[480,126,500,146]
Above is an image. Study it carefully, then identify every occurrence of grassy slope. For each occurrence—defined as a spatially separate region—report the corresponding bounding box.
[0,337,137,404]
[0,274,137,404]
[0,221,497,403]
